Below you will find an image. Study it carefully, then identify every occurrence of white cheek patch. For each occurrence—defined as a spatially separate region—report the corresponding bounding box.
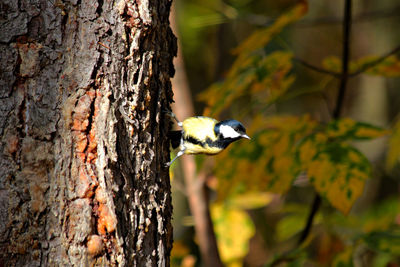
[220,125,241,139]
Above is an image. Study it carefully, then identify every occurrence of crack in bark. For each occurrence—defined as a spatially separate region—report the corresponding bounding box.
[96,0,104,17]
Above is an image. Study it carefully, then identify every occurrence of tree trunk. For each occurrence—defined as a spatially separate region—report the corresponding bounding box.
[0,0,176,266]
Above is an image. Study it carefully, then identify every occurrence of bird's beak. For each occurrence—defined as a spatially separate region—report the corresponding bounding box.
[242,134,251,140]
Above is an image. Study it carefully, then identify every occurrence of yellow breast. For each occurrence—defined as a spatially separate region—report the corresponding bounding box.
[183,141,223,155]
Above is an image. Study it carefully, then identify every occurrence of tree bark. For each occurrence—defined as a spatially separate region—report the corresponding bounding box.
[0,0,176,266]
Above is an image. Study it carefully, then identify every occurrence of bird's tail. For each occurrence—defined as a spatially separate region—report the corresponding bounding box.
[168,130,182,149]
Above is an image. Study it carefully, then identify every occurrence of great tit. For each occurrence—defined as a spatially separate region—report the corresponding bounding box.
[166,112,250,166]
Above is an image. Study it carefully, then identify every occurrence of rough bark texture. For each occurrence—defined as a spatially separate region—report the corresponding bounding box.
[0,0,176,266]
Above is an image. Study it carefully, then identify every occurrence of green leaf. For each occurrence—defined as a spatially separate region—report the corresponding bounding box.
[227,192,274,210]
[362,198,400,233]
[276,212,307,242]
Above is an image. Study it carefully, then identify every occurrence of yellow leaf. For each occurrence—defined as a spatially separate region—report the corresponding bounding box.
[356,55,400,77]
[199,51,294,117]
[299,138,318,164]
[322,54,400,77]
[354,127,389,139]
[256,52,295,104]
[198,55,258,117]
[216,115,317,199]
[300,139,370,214]
[326,118,388,140]
[199,3,302,117]
[326,118,356,138]
[228,192,274,210]
[272,134,290,156]
[211,203,255,267]
[322,56,341,73]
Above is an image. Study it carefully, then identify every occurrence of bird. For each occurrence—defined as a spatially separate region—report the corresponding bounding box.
[166,112,250,166]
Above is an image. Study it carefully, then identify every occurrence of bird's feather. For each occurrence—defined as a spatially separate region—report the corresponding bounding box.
[182,116,218,142]
[166,114,249,166]
[168,130,182,149]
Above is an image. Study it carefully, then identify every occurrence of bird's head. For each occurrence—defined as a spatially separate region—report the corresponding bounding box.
[215,119,250,141]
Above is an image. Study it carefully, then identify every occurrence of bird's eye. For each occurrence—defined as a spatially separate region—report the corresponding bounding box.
[236,125,245,133]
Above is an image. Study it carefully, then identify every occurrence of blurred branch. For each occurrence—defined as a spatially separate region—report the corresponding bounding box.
[170,5,224,267]
[298,0,353,245]
[333,0,352,119]
[295,44,400,79]
[298,194,321,244]
[349,45,400,77]
[293,57,340,77]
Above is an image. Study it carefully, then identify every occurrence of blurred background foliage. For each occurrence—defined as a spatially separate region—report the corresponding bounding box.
[170,0,400,266]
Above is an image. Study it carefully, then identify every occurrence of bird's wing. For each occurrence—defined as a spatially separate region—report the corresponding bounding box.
[168,130,182,149]
[182,116,218,142]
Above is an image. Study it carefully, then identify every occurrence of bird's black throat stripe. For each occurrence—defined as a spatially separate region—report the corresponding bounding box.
[184,135,231,149]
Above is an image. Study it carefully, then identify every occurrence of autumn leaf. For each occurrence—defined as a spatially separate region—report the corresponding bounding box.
[322,55,400,77]
[298,118,385,214]
[199,2,305,117]
[199,51,294,117]
[298,136,371,214]
[216,116,384,214]
[364,55,400,77]
[321,56,341,73]
[233,2,308,56]
[326,118,388,140]
[211,202,255,267]
[253,52,295,104]
[216,115,317,199]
